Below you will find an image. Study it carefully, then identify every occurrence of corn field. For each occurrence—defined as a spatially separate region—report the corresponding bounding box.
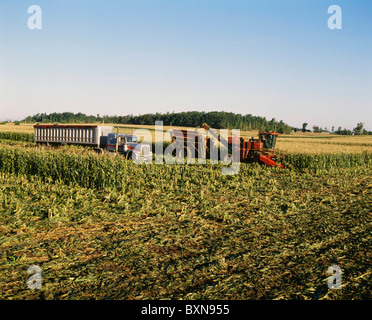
[282,153,372,171]
[0,131,34,143]
[0,146,370,191]
[0,138,371,300]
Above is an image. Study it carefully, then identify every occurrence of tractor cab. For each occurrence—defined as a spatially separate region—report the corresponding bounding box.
[258,132,279,150]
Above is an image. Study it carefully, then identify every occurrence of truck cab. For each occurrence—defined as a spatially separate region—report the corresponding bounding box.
[107,133,152,163]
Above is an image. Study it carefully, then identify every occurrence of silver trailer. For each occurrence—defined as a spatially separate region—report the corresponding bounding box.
[34,125,114,149]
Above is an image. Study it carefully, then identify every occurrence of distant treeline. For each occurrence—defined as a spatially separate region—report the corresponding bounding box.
[24,111,293,133]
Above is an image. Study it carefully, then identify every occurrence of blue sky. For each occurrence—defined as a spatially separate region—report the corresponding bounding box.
[0,0,371,130]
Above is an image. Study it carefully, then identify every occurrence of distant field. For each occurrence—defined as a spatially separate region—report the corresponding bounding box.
[276,138,372,154]
[1,122,372,154]
[0,123,35,134]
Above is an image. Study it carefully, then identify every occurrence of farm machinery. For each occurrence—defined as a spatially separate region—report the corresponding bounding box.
[34,124,153,163]
[171,123,284,168]
[33,123,283,167]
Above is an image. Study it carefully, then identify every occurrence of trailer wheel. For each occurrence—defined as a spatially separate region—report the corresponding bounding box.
[126,152,133,160]
[94,148,104,154]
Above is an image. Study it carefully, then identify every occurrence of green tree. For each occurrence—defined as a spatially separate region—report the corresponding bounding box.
[353,122,364,135]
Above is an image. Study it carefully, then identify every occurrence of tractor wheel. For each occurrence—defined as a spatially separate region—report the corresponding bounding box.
[253,153,261,164]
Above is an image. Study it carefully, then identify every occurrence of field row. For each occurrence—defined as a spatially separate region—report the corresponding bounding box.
[0,145,371,191]
[0,132,34,142]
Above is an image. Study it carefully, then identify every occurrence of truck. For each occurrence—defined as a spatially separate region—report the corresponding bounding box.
[34,124,153,163]
[106,132,152,162]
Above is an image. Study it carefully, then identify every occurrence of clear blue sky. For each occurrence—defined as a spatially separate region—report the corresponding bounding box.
[0,0,371,130]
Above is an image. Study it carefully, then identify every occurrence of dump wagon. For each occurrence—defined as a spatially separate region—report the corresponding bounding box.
[34,125,113,152]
